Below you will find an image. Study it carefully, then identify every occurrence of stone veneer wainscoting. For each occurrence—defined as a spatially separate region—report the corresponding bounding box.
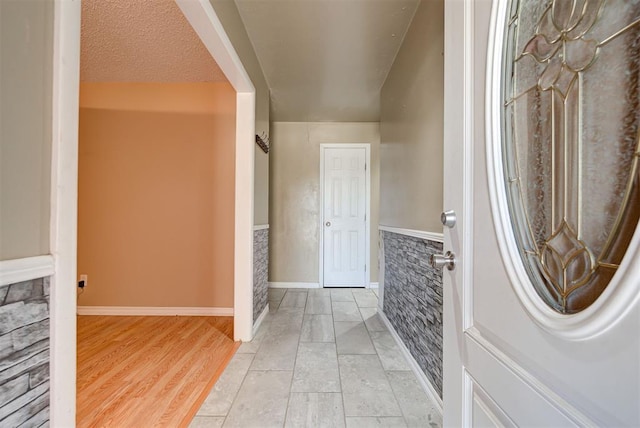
[253,228,269,323]
[381,230,443,397]
[0,278,50,426]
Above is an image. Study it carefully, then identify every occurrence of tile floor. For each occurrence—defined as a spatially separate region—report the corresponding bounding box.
[190,288,442,428]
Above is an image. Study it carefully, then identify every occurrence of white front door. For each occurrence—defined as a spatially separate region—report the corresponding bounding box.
[443,1,640,426]
[321,146,368,288]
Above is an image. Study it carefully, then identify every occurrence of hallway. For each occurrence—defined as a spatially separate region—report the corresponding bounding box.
[190,288,442,427]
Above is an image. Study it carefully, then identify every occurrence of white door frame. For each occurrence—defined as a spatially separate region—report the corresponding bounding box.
[175,0,255,343]
[442,1,473,424]
[319,144,371,288]
[51,0,256,423]
[50,1,81,424]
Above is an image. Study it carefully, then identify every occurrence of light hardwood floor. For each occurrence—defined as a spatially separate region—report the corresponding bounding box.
[77,316,237,427]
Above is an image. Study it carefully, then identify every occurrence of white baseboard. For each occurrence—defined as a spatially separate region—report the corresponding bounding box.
[253,224,269,231]
[268,282,320,289]
[269,282,375,289]
[378,308,444,413]
[379,225,444,243]
[0,256,55,287]
[252,304,269,337]
[77,306,234,316]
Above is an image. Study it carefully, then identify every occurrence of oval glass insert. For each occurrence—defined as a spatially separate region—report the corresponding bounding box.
[501,0,640,314]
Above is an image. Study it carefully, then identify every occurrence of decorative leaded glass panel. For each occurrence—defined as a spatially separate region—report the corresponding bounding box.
[502,0,640,314]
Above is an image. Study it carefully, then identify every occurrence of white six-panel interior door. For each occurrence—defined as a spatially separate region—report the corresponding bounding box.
[320,145,369,288]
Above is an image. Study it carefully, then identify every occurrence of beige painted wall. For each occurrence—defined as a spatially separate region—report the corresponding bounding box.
[269,122,380,283]
[0,1,53,260]
[78,83,236,308]
[210,0,270,225]
[379,0,444,232]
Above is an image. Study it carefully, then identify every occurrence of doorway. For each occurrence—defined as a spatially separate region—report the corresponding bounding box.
[50,0,257,422]
[75,0,241,425]
[319,144,371,288]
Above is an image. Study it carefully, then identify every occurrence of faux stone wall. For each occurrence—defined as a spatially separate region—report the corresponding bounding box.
[381,231,443,397]
[253,229,269,323]
[0,278,50,426]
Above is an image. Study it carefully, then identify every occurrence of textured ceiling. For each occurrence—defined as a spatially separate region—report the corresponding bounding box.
[235,0,420,122]
[81,0,227,82]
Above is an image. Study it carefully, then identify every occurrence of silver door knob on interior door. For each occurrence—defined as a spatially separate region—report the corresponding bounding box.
[430,251,456,271]
[325,221,331,227]
[441,210,457,228]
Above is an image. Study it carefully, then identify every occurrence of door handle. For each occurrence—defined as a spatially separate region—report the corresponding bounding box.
[441,210,457,228]
[325,221,331,227]
[430,251,456,271]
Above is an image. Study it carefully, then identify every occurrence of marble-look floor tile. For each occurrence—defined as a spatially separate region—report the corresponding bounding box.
[308,288,332,297]
[387,371,442,428]
[332,301,362,322]
[197,288,443,428]
[197,353,254,416]
[305,296,332,315]
[345,417,407,427]
[237,317,271,354]
[369,331,410,371]
[189,416,225,428]
[338,354,402,417]
[268,288,286,301]
[285,393,346,428]
[223,371,292,427]
[372,288,379,297]
[334,321,375,355]
[300,314,335,342]
[269,300,281,313]
[280,291,308,308]
[359,308,386,332]
[352,290,378,308]
[330,289,355,302]
[250,331,300,371]
[269,307,305,334]
[292,343,341,393]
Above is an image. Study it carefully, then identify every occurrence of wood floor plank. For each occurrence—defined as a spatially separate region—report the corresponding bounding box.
[78,318,176,393]
[77,315,236,427]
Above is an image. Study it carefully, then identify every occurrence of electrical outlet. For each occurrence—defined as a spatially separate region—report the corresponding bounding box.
[80,274,88,288]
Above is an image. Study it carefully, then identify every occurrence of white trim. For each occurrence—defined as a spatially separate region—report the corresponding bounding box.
[461,0,476,333]
[485,0,640,341]
[377,236,385,308]
[0,256,55,287]
[50,0,80,425]
[175,0,254,94]
[77,306,234,316]
[268,282,320,289]
[378,309,444,413]
[177,0,255,342]
[253,224,270,231]
[379,225,444,243]
[319,144,371,288]
[252,305,269,336]
[233,94,255,342]
[321,285,367,289]
[369,282,379,289]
